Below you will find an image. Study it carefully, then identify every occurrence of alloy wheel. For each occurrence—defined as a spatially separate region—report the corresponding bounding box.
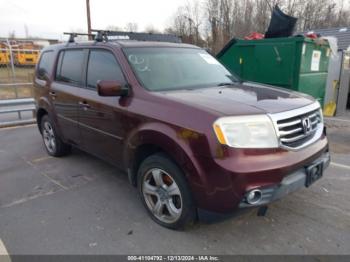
[42,121,56,154]
[142,168,183,224]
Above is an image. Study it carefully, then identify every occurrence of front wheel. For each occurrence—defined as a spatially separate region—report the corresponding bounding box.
[137,153,196,230]
[40,115,71,157]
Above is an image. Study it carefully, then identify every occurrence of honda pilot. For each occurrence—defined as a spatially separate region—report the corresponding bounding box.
[34,32,330,229]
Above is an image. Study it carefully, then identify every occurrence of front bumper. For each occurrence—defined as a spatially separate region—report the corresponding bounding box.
[239,151,330,208]
[196,151,330,222]
[188,127,330,219]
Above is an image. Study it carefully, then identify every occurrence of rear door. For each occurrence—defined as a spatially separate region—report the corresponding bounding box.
[78,48,129,166]
[50,49,86,145]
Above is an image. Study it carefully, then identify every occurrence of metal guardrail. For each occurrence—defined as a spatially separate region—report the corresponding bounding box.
[0,83,33,86]
[0,38,38,128]
[0,98,36,128]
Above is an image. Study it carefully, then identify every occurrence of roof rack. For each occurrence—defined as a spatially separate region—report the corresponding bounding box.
[63,32,95,43]
[91,29,182,43]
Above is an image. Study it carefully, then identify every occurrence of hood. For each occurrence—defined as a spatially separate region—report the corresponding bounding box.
[156,82,315,116]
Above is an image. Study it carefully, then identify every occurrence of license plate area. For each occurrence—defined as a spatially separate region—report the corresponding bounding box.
[305,161,323,187]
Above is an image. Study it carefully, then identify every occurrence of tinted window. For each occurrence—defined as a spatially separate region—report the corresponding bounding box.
[87,50,125,89]
[56,49,85,85]
[38,51,54,75]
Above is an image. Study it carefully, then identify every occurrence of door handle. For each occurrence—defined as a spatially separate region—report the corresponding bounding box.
[78,101,91,110]
[49,91,57,97]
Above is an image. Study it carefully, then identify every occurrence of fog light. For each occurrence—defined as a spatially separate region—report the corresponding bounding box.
[246,189,262,205]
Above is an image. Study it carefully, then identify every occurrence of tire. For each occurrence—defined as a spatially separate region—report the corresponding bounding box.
[137,153,196,230]
[40,114,71,157]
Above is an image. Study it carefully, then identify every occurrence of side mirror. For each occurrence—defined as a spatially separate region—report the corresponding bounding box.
[37,68,49,81]
[97,80,129,97]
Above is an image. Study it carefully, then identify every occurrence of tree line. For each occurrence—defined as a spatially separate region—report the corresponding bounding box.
[8,0,349,54]
[164,0,350,54]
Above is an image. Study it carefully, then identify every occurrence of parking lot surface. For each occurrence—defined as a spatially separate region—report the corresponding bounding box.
[0,124,349,255]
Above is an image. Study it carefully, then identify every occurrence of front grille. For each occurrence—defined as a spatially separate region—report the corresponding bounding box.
[276,109,322,149]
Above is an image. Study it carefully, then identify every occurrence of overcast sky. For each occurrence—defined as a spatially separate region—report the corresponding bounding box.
[0,0,197,40]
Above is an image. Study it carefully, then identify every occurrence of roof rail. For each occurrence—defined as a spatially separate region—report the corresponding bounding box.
[91,29,181,43]
[92,30,108,42]
[63,32,95,43]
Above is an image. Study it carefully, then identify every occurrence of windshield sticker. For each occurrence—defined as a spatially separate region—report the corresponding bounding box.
[199,53,220,65]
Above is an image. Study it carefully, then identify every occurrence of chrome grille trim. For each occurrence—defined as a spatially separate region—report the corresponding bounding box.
[279,127,302,136]
[280,133,307,143]
[278,119,301,128]
[268,102,324,151]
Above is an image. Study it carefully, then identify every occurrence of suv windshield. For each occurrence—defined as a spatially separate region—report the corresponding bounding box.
[124,47,239,91]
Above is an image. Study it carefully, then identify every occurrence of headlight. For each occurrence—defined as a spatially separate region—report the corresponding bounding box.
[213,115,279,148]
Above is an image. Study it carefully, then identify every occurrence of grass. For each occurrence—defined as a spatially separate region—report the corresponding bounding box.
[0,67,34,99]
[0,86,33,99]
[0,66,35,82]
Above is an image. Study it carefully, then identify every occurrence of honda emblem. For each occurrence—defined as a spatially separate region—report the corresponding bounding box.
[302,117,312,135]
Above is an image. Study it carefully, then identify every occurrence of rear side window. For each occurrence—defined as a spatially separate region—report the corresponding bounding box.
[86,50,125,89]
[56,49,85,85]
[38,51,54,75]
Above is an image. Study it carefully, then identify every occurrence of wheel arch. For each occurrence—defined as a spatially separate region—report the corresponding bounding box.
[36,107,48,133]
[124,124,204,190]
[36,97,61,136]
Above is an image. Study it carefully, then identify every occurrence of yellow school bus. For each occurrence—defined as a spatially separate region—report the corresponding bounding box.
[0,43,10,65]
[13,44,40,66]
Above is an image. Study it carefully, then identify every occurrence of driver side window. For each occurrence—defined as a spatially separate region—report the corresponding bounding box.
[86,50,126,89]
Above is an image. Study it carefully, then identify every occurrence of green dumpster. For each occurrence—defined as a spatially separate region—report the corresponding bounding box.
[217,36,330,106]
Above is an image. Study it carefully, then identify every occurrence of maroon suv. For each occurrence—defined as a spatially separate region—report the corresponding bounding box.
[34,35,330,229]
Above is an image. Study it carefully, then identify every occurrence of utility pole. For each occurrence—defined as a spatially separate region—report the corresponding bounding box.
[86,0,92,40]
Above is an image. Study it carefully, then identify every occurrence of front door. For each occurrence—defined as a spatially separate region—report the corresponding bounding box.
[78,49,129,166]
